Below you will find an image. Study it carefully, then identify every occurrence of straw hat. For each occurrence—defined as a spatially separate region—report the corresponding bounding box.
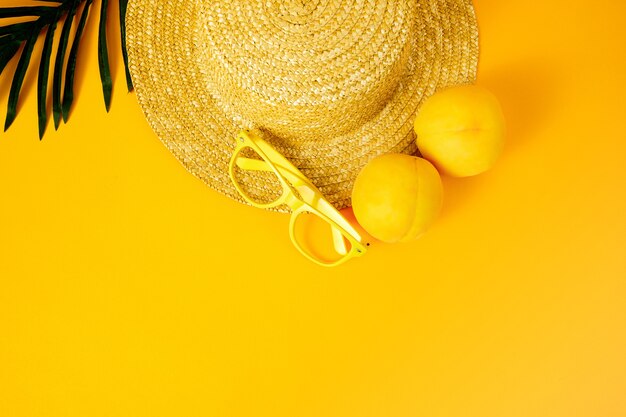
[126,0,479,210]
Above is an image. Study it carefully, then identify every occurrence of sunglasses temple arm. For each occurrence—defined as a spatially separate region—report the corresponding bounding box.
[237,158,311,187]
[237,157,362,248]
[237,157,307,185]
[309,194,362,240]
[236,157,273,172]
[331,226,348,255]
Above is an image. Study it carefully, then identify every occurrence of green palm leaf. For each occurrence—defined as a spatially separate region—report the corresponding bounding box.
[38,20,58,139]
[0,0,135,139]
[98,0,112,111]
[0,41,21,74]
[0,22,34,37]
[62,0,94,122]
[4,29,39,131]
[118,0,132,91]
[52,1,79,129]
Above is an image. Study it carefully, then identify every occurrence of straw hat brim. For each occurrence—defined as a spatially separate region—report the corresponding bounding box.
[126,0,479,210]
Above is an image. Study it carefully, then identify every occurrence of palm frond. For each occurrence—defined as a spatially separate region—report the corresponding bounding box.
[38,20,58,139]
[62,0,94,122]
[0,6,57,19]
[98,0,112,111]
[0,0,134,139]
[52,1,78,130]
[0,22,34,37]
[118,0,132,91]
[0,41,21,74]
[4,28,39,131]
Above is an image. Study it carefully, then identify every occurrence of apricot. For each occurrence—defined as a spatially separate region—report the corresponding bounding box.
[351,154,443,243]
[414,85,506,177]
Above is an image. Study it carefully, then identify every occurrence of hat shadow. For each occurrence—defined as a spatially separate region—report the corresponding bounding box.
[440,62,560,218]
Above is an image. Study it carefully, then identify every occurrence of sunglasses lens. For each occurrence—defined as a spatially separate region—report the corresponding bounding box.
[232,146,285,206]
[292,211,354,265]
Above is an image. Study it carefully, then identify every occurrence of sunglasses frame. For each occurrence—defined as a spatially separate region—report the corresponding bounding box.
[228,130,367,267]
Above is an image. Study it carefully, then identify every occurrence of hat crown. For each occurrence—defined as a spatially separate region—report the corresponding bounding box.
[276,0,320,22]
[126,0,479,209]
[200,0,415,142]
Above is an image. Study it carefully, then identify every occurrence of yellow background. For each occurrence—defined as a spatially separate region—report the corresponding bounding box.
[1,0,625,416]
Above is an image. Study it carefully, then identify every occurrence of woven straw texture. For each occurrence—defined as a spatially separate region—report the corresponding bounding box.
[126,0,479,210]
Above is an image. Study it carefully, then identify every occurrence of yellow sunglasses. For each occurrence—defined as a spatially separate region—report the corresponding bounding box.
[228,130,368,267]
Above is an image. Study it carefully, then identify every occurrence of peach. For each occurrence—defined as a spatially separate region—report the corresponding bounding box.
[351,154,443,243]
[414,85,506,177]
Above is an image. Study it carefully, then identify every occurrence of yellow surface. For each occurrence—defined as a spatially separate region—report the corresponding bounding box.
[1,0,625,416]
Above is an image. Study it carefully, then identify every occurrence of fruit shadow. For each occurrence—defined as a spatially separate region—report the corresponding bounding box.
[341,207,379,247]
[481,63,559,153]
[441,62,560,218]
